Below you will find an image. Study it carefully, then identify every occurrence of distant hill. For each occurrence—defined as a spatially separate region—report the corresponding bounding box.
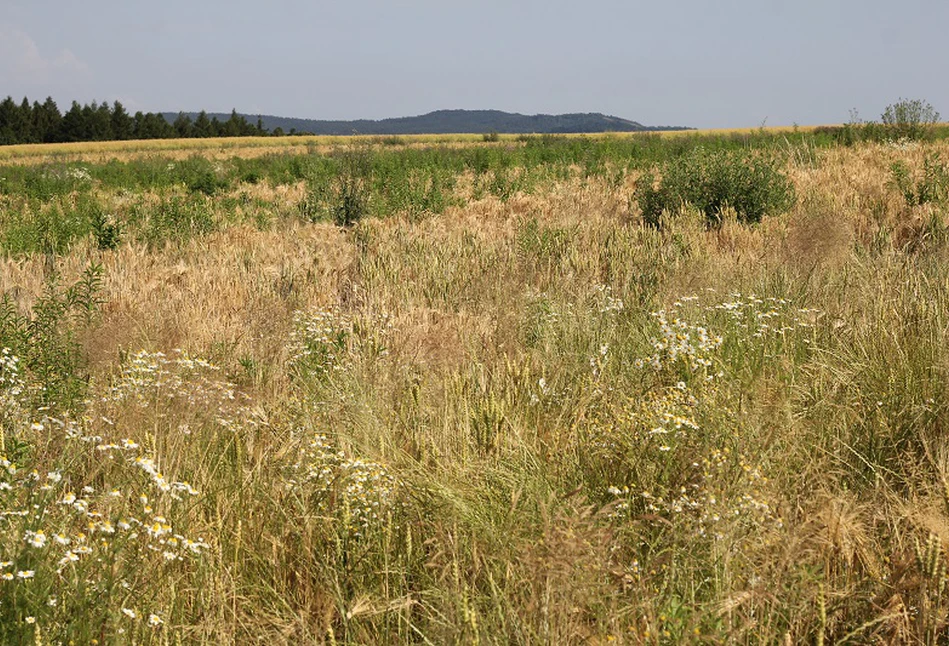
[161,109,691,135]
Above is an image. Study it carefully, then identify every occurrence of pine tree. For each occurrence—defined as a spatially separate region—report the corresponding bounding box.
[60,101,86,142]
[89,101,114,141]
[14,97,34,142]
[111,101,133,140]
[224,109,243,137]
[193,110,212,138]
[37,97,62,143]
[0,97,18,144]
[173,112,194,138]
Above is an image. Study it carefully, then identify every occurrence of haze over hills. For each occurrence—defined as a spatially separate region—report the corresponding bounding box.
[161,109,692,135]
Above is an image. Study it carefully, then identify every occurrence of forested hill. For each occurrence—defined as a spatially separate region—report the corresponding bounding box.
[162,109,691,135]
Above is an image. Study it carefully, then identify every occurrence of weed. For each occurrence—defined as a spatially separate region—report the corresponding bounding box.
[0,264,102,415]
[890,153,949,205]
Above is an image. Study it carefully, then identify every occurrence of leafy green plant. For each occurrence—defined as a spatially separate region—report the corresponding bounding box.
[333,173,370,227]
[334,145,373,227]
[90,209,121,250]
[298,146,373,226]
[636,148,796,227]
[890,153,949,206]
[0,264,102,414]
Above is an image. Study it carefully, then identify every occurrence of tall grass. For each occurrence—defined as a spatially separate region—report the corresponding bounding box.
[1,135,949,642]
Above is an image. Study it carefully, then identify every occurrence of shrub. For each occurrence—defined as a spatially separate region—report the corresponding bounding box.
[881,98,941,141]
[636,148,796,227]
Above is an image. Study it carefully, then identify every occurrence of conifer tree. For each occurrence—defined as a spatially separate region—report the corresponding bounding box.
[193,110,213,138]
[111,101,133,140]
[60,101,86,142]
[36,97,62,143]
[0,97,18,144]
[173,112,194,138]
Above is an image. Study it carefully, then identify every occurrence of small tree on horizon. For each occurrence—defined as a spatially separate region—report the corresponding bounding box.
[882,98,941,140]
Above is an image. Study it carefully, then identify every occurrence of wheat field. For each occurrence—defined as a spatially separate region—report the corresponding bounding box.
[1,133,948,643]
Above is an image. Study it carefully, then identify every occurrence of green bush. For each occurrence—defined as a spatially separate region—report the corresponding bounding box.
[636,148,796,227]
[882,98,941,141]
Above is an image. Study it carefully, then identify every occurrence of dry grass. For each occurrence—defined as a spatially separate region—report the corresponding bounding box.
[2,136,949,643]
[0,126,837,165]
[0,134,497,164]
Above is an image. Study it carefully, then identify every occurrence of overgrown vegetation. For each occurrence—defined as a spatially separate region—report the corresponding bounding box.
[3,124,949,643]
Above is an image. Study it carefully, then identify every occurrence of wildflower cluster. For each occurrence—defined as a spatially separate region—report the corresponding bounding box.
[635,293,820,388]
[586,382,703,465]
[605,294,790,581]
[0,409,209,634]
[106,349,235,407]
[287,308,353,380]
[287,307,394,387]
[0,348,25,426]
[608,448,781,539]
[592,284,625,315]
[101,349,255,435]
[288,433,401,538]
[704,292,818,340]
[636,307,722,377]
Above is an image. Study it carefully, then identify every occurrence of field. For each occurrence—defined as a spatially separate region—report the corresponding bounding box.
[0,126,834,164]
[2,128,949,644]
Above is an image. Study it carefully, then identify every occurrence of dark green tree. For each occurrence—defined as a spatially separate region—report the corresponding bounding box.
[223,109,253,137]
[132,111,146,138]
[35,97,62,143]
[134,112,173,139]
[173,112,194,138]
[193,110,213,138]
[89,101,114,141]
[111,101,134,140]
[14,97,34,142]
[0,96,18,144]
[59,101,87,142]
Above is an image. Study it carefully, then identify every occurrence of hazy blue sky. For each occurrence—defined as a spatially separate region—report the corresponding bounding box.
[1,0,946,128]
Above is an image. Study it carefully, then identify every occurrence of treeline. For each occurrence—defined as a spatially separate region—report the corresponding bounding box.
[0,96,276,145]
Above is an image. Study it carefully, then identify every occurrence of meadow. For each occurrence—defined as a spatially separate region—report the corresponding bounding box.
[1,126,949,644]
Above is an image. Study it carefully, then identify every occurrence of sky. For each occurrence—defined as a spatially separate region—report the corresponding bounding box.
[1,0,947,129]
